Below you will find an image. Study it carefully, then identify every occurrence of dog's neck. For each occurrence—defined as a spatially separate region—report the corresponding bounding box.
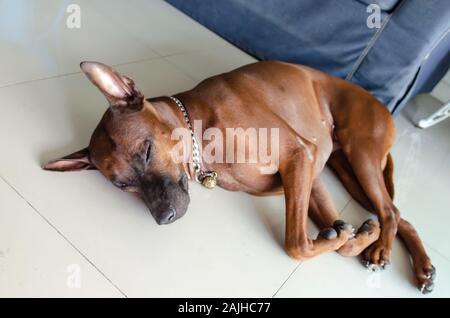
[147,96,212,181]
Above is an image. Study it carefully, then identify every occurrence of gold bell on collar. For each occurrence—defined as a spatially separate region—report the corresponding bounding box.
[200,172,218,189]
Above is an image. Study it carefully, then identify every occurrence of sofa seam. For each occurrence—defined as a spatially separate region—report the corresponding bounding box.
[346,0,405,81]
[391,28,450,113]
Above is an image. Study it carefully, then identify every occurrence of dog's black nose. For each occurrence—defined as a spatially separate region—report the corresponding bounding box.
[156,207,177,225]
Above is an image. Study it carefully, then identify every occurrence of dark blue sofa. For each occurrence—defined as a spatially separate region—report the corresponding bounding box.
[167,0,450,115]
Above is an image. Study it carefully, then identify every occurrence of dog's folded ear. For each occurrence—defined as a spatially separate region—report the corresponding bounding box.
[43,147,96,172]
[80,61,144,113]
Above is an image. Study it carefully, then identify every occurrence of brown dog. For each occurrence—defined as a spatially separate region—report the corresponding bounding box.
[44,61,435,293]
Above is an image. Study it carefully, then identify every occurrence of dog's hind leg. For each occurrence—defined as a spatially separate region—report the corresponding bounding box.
[309,178,380,257]
[381,154,435,293]
[398,219,435,293]
[336,137,399,269]
[328,150,435,293]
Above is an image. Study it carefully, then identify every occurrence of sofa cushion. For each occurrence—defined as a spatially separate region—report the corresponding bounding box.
[355,0,399,11]
[349,0,450,110]
[168,0,382,79]
[167,0,450,111]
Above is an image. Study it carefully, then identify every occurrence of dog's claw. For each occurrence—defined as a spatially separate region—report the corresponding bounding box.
[362,258,389,272]
[369,264,379,272]
[418,265,436,295]
[420,282,434,294]
[363,259,386,272]
[318,227,338,240]
[380,260,390,270]
[333,220,354,235]
[430,265,437,280]
[364,261,380,272]
[358,222,371,234]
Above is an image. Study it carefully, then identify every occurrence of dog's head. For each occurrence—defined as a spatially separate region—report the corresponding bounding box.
[44,62,190,225]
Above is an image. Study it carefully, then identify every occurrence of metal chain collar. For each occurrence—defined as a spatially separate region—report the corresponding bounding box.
[169,96,217,188]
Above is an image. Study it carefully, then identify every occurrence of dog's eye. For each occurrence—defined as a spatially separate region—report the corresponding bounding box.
[145,142,152,164]
[113,181,128,189]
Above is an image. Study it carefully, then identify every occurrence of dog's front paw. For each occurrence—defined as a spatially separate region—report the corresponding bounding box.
[417,263,436,295]
[333,220,355,238]
[337,219,380,257]
[362,240,391,271]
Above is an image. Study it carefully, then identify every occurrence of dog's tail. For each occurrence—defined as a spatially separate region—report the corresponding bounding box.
[383,153,395,200]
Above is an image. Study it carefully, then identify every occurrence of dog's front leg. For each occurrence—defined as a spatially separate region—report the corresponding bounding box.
[281,150,353,260]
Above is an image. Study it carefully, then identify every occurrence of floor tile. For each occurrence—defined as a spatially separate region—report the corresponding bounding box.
[87,0,230,57]
[0,0,157,87]
[166,48,256,82]
[0,177,123,297]
[275,200,450,297]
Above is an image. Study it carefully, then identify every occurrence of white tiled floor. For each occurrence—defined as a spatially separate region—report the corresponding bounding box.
[0,0,449,297]
[0,178,123,297]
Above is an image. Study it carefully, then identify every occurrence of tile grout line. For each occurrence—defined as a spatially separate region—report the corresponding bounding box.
[0,0,233,91]
[163,57,201,83]
[271,262,302,298]
[271,197,353,297]
[86,0,231,61]
[0,71,83,90]
[0,48,217,91]
[0,55,167,90]
[338,198,353,216]
[163,48,257,84]
[0,175,128,298]
[423,241,450,264]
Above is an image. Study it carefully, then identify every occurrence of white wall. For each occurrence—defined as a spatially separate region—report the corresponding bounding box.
[431,69,450,102]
